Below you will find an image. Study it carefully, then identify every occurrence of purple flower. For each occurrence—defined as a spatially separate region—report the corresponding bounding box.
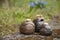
[30,2,36,7]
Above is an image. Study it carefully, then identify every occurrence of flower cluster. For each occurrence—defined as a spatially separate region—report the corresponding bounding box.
[30,0,47,8]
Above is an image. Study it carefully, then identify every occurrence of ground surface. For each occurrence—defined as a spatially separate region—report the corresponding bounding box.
[2,32,60,40]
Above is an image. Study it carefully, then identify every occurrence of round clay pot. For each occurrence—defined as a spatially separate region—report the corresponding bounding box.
[33,15,45,33]
[20,19,35,35]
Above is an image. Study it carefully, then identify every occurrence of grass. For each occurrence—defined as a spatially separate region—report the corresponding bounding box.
[0,0,59,36]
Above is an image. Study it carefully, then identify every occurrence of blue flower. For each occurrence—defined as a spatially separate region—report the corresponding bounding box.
[30,2,36,7]
[38,1,47,5]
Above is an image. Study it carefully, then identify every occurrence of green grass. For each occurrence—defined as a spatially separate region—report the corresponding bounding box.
[0,0,59,36]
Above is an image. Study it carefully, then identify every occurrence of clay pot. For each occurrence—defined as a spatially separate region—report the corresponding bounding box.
[39,23,52,36]
[33,15,45,33]
[40,28,52,36]
[20,19,35,35]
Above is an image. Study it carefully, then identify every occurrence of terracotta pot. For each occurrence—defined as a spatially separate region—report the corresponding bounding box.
[20,19,35,35]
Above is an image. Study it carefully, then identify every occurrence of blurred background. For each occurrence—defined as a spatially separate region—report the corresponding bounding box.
[0,0,60,36]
